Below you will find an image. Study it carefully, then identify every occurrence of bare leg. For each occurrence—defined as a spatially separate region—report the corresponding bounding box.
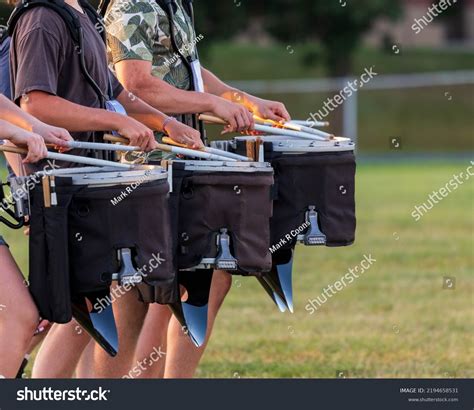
[92,288,148,378]
[0,246,39,378]
[164,270,232,378]
[32,321,91,378]
[133,304,172,378]
[75,340,95,378]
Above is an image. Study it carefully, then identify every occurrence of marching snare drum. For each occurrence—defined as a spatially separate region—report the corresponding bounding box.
[168,159,275,274]
[212,136,356,313]
[212,136,356,249]
[28,165,175,355]
[155,159,274,347]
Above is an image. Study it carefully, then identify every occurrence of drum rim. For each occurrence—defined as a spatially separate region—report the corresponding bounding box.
[38,165,169,186]
[172,160,274,172]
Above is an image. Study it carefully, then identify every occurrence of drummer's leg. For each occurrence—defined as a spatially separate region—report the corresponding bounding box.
[164,270,232,378]
[132,304,171,378]
[0,245,38,378]
[75,340,96,378]
[32,321,91,378]
[92,288,148,378]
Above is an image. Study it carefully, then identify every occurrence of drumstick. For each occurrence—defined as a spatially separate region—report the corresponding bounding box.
[0,145,133,169]
[46,140,138,152]
[162,137,251,162]
[42,176,51,208]
[254,117,333,139]
[288,119,330,128]
[103,135,237,162]
[199,114,329,141]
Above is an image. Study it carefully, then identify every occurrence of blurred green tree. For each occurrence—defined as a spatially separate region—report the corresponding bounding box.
[195,0,402,77]
[266,0,402,76]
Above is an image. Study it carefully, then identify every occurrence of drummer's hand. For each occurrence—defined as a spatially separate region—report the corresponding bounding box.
[32,122,73,152]
[117,117,157,152]
[243,95,291,123]
[165,119,203,150]
[10,129,48,163]
[210,96,254,134]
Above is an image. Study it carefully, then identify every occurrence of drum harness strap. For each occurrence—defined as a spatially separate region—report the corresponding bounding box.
[97,0,207,144]
[156,0,207,145]
[8,0,116,150]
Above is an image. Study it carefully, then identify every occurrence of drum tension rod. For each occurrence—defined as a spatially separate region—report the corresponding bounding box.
[215,229,238,271]
[302,206,327,246]
[112,248,143,286]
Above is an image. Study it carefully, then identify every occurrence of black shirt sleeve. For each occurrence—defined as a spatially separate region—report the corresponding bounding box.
[12,27,65,103]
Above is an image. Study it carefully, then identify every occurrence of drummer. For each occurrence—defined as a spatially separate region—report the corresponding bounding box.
[8,0,201,378]
[100,0,291,379]
[0,94,73,378]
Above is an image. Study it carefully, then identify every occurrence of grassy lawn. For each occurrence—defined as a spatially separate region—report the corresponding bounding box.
[248,84,474,154]
[1,161,472,378]
[202,44,474,81]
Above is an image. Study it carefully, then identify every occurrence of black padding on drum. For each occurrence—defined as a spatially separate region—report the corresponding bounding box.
[271,151,356,248]
[233,142,356,248]
[29,201,72,323]
[29,177,177,322]
[169,164,274,276]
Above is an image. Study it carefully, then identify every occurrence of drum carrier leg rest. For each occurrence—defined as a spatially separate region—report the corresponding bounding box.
[71,247,143,357]
[299,205,327,246]
[214,228,238,271]
[168,269,213,347]
[258,249,295,313]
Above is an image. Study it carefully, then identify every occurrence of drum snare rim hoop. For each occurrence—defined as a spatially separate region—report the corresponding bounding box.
[40,166,168,187]
[172,160,274,173]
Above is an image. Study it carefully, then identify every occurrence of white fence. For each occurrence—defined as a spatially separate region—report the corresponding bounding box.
[230,70,474,146]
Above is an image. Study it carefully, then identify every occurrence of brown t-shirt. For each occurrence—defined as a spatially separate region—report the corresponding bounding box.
[10,5,124,170]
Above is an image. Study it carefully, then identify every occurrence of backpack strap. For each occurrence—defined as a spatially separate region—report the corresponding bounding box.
[80,0,107,43]
[8,0,110,105]
[8,0,82,44]
[97,0,111,17]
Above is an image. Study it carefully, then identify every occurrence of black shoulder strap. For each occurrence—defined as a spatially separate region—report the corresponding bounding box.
[80,0,106,42]
[97,0,111,17]
[0,25,8,44]
[8,0,82,44]
[8,0,104,43]
[8,0,109,105]
[156,0,178,15]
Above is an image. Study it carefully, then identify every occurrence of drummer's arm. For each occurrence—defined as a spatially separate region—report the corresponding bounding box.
[114,59,217,114]
[201,67,291,122]
[0,94,72,149]
[115,89,203,149]
[20,91,131,133]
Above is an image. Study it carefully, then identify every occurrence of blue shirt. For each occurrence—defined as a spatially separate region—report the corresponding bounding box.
[0,36,11,99]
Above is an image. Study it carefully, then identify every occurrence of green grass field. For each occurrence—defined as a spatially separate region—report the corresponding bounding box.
[1,161,472,378]
[203,45,474,80]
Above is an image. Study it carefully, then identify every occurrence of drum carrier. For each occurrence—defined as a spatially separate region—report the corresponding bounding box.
[212,136,357,312]
[141,159,273,346]
[23,166,175,356]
